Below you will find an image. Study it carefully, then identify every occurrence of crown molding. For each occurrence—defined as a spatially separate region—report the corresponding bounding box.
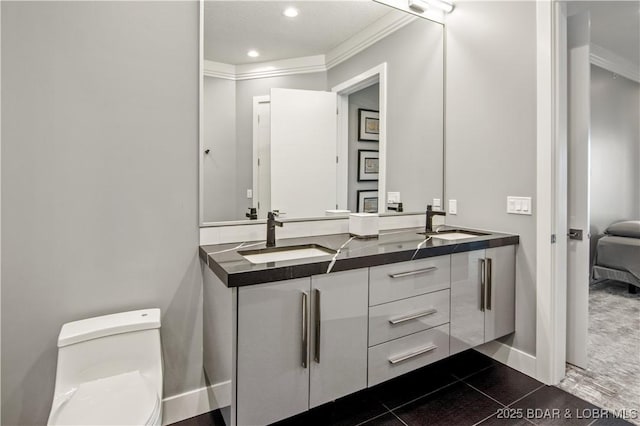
[235,55,326,80]
[203,11,417,81]
[203,60,236,80]
[325,12,417,70]
[590,43,640,84]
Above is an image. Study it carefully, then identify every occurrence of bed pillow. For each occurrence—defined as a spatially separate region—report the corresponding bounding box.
[605,220,640,238]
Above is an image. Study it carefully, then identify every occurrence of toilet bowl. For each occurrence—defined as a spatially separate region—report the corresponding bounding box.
[47,309,163,426]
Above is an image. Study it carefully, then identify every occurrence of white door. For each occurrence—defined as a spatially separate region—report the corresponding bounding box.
[256,99,271,218]
[270,88,337,218]
[566,11,590,368]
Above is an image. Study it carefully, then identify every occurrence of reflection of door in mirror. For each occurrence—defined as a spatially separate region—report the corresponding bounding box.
[252,88,338,219]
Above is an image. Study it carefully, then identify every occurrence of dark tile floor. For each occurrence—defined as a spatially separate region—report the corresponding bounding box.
[173,350,632,426]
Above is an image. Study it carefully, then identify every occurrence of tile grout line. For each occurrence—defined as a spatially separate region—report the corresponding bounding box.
[386,363,499,413]
[505,384,546,407]
[460,380,509,408]
[472,412,501,426]
[452,364,497,382]
[386,376,463,412]
[383,403,410,426]
[353,410,398,426]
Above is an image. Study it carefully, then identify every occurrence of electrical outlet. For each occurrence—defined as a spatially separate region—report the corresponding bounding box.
[246,189,253,199]
[388,192,401,203]
[433,198,441,208]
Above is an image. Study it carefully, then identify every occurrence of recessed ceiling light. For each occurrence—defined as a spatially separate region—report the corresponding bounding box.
[283,7,299,18]
[247,50,260,58]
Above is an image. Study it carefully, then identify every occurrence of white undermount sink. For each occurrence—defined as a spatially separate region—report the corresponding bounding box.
[431,232,480,241]
[239,244,337,264]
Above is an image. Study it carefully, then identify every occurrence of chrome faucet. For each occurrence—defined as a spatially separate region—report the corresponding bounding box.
[266,211,283,247]
[425,204,446,233]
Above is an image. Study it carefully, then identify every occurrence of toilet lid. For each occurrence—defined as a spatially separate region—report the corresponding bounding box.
[49,371,160,426]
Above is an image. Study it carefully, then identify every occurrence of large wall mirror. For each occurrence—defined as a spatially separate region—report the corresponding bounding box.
[200,1,444,226]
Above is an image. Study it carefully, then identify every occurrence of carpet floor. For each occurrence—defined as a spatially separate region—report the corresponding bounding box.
[558,280,640,425]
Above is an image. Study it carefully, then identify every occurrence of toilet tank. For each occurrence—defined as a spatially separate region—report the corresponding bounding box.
[54,309,163,395]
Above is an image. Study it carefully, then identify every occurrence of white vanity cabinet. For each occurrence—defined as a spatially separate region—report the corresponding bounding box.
[450,246,516,355]
[235,269,368,426]
[367,256,452,386]
[219,244,516,426]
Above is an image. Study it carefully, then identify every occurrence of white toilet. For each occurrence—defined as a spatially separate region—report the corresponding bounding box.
[47,309,163,426]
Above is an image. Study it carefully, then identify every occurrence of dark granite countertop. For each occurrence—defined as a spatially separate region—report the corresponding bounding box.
[200,227,519,287]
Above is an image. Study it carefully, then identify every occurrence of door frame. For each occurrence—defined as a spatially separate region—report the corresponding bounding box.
[535,0,570,385]
[252,95,271,215]
[331,63,388,211]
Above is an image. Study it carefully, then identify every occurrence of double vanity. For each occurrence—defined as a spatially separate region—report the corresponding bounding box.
[200,226,518,426]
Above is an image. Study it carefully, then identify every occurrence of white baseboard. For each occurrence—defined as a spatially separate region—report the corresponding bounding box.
[474,340,537,379]
[162,380,230,425]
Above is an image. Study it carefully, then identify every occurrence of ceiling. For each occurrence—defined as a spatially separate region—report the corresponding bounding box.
[568,1,640,65]
[203,1,395,65]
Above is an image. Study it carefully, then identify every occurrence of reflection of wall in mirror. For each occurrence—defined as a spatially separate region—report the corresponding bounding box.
[349,84,379,213]
[203,76,237,222]
[328,19,444,213]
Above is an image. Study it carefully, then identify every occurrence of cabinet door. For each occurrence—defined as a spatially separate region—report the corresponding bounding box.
[309,269,368,408]
[450,250,485,355]
[484,245,516,342]
[236,278,311,426]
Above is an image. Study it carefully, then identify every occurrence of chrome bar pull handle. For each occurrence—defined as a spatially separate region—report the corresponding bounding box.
[388,344,438,364]
[388,308,437,325]
[389,266,437,279]
[314,289,321,363]
[486,258,493,311]
[301,292,308,368]
[480,259,486,312]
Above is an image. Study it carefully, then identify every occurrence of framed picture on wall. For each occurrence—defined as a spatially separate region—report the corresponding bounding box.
[357,190,379,213]
[358,108,379,141]
[358,150,379,181]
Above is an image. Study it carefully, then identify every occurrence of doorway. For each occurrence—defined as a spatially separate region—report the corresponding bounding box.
[561,2,640,417]
[333,63,387,212]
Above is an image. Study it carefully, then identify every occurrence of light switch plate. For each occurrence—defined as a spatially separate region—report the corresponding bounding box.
[448,199,457,215]
[246,189,253,198]
[507,196,532,215]
[433,198,441,208]
[388,192,401,204]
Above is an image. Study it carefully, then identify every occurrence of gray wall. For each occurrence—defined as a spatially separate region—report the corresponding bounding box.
[328,18,444,213]
[234,73,328,219]
[348,84,379,212]
[445,1,538,356]
[1,2,202,425]
[203,76,237,222]
[589,65,640,244]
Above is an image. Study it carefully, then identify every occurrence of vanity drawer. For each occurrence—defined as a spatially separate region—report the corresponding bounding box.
[369,256,450,306]
[368,324,450,386]
[368,289,450,346]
